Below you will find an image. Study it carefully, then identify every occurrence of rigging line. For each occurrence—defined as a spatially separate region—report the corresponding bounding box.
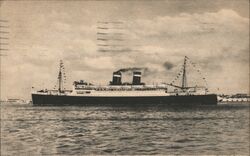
[186,58,208,88]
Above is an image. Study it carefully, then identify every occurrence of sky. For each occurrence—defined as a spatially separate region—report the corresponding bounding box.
[0,0,249,100]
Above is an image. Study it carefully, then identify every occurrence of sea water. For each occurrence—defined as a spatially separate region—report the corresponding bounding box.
[1,103,249,155]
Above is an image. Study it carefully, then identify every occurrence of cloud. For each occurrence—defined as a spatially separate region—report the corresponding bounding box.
[83,56,115,70]
[132,9,248,37]
[54,22,71,32]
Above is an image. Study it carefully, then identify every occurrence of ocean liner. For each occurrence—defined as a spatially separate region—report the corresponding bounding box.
[31,56,217,106]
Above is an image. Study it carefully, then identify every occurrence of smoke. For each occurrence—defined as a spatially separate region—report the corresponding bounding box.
[163,61,174,70]
[115,67,159,77]
[116,67,149,74]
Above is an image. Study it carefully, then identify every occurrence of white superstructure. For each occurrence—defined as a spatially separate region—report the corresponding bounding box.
[33,80,207,97]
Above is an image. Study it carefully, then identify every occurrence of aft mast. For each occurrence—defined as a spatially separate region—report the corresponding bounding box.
[57,60,65,94]
[167,56,208,93]
[181,56,187,89]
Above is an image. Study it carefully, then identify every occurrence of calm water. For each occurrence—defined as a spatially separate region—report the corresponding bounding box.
[1,103,249,155]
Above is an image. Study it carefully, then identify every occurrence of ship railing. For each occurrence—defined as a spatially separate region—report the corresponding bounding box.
[74,86,168,91]
[35,89,72,95]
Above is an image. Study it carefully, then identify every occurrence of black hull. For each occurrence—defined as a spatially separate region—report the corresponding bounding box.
[32,94,217,106]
